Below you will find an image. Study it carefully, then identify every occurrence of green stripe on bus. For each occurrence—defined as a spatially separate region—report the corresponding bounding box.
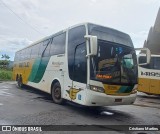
[28,57,50,83]
[117,86,133,93]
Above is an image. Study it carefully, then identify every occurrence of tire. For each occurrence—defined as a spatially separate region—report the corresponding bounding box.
[16,74,19,81]
[17,76,23,88]
[51,82,65,104]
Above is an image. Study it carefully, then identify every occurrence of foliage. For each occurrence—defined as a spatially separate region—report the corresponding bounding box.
[0,54,12,80]
[0,69,12,80]
[0,54,10,69]
[1,54,10,60]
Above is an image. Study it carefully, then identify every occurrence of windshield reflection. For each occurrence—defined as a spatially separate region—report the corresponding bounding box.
[90,40,138,85]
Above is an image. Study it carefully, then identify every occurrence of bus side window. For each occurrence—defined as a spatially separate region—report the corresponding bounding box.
[50,32,66,56]
[19,51,23,61]
[50,38,55,56]
[16,52,20,61]
[23,49,27,60]
[43,39,51,57]
[24,48,28,60]
[14,52,18,61]
[27,47,31,60]
[38,42,45,57]
[31,44,39,59]
[153,57,160,70]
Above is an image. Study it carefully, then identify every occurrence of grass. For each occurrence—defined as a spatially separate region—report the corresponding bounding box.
[0,69,13,81]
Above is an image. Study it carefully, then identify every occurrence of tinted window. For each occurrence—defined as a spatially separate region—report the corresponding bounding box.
[43,39,51,57]
[88,23,133,48]
[38,42,44,56]
[74,43,87,83]
[50,33,66,55]
[19,51,23,61]
[26,47,31,59]
[90,40,137,85]
[24,48,28,60]
[153,57,160,69]
[23,49,27,60]
[68,25,86,82]
[31,44,40,59]
[17,52,20,61]
[14,52,18,61]
[140,56,160,70]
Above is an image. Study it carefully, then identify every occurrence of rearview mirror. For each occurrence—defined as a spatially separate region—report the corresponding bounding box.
[85,35,98,56]
[135,48,151,65]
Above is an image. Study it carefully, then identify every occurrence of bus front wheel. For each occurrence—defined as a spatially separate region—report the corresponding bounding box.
[51,82,65,105]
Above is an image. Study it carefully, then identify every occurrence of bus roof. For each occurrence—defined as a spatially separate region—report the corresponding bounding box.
[16,22,131,52]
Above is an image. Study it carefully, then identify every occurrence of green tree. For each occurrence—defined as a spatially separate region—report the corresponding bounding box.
[1,54,10,60]
[1,54,10,69]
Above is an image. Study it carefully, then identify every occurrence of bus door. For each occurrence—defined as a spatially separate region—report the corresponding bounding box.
[66,25,87,102]
[70,43,87,101]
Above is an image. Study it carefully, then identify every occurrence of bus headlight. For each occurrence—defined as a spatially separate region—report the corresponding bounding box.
[131,88,137,94]
[90,85,105,93]
[131,85,138,94]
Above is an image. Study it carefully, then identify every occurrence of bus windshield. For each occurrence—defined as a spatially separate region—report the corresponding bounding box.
[139,56,160,70]
[90,40,138,85]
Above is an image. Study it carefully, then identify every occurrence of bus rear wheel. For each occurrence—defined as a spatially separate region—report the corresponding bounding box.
[51,82,65,105]
[17,76,23,88]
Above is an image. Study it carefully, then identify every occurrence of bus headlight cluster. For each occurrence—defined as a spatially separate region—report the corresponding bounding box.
[131,85,138,94]
[131,88,137,94]
[90,85,105,93]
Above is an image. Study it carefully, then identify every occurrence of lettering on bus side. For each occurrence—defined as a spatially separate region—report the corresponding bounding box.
[19,62,30,68]
[141,71,160,77]
[52,62,64,66]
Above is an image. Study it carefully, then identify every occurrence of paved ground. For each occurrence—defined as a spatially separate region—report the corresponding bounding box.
[0,81,160,134]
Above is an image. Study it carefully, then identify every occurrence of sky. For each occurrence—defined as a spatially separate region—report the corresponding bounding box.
[0,0,160,61]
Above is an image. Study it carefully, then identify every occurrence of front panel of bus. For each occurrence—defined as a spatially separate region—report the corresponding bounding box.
[85,24,138,106]
[138,55,160,95]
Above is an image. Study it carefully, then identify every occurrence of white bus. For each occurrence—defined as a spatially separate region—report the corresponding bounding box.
[13,23,150,106]
[138,54,160,95]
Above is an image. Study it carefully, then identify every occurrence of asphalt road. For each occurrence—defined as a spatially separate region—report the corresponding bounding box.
[0,81,160,134]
